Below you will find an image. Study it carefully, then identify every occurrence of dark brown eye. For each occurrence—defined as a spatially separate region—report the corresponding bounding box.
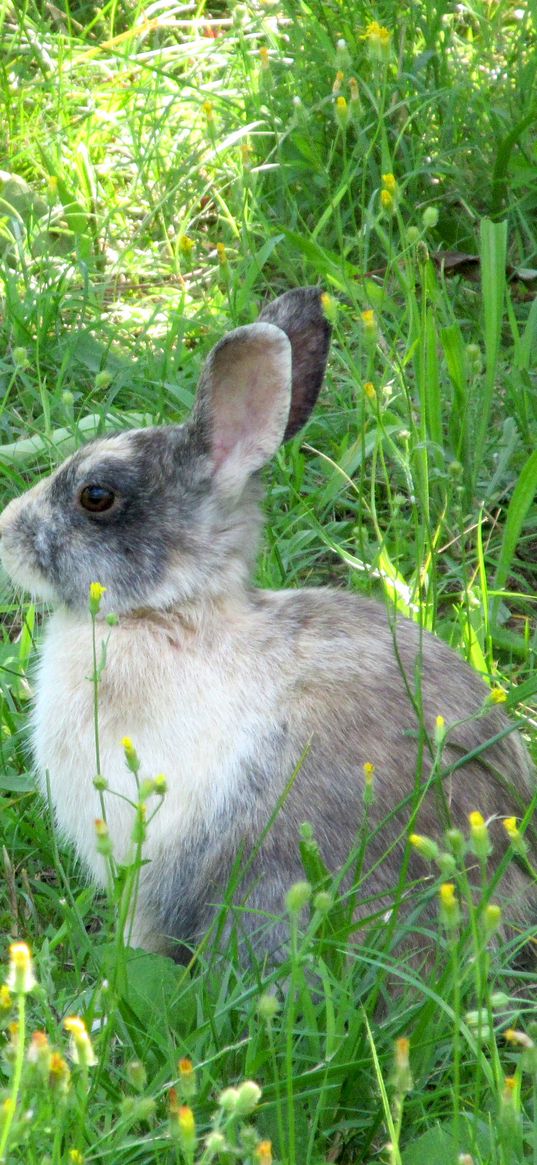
[79,484,116,513]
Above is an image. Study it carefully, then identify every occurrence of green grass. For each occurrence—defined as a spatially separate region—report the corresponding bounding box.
[0,0,537,1162]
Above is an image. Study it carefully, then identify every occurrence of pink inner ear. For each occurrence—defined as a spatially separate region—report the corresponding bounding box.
[204,324,293,484]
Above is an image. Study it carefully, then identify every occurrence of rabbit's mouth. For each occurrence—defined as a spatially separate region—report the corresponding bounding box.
[0,535,58,603]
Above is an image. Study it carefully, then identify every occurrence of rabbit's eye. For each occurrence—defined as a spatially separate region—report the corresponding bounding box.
[79,484,116,513]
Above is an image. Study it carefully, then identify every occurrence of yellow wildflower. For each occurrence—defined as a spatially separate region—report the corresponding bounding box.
[88,581,107,614]
[362,21,392,60]
[7,942,36,994]
[382,172,397,193]
[64,1016,98,1068]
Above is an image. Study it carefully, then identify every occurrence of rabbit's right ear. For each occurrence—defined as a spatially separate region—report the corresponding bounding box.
[192,322,293,496]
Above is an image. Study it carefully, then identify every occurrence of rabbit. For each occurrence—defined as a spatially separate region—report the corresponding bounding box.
[0,286,535,966]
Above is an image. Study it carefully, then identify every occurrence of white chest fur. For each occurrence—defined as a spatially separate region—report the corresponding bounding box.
[32,604,280,883]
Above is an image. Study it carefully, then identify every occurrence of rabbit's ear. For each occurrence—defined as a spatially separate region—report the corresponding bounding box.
[258,287,332,440]
[193,322,293,494]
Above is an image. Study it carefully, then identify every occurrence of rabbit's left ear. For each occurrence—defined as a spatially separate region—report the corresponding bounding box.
[192,287,332,496]
[192,322,293,495]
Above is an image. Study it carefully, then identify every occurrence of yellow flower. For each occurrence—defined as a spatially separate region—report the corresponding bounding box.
[320,292,337,324]
[439,882,460,928]
[332,69,344,94]
[363,381,376,400]
[179,235,194,254]
[216,241,228,265]
[178,1057,196,1099]
[468,810,491,861]
[380,188,394,213]
[64,1016,98,1068]
[7,942,36,994]
[382,172,397,193]
[434,714,446,746]
[505,1028,534,1048]
[361,309,377,336]
[409,833,439,862]
[489,686,508,704]
[69,1152,85,1164]
[362,20,392,60]
[503,815,527,857]
[335,95,349,127]
[49,1051,71,1093]
[122,736,140,773]
[256,1142,273,1164]
[393,1036,413,1092]
[176,1105,196,1150]
[259,46,270,69]
[0,985,11,1011]
[89,581,107,614]
[202,100,214,121]
[363,761,375,783]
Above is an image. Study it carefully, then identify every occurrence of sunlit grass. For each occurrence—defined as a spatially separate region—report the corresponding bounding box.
[0,0,536,1162]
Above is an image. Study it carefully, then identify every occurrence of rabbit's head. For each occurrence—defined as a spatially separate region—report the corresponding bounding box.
[0,289,331,614]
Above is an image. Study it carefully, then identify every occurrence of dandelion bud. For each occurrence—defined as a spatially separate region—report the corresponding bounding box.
[434,715,446,746]
[205,1132,227,1157]
[320,292,338,324]
[218,1086,241,1113]
[176,1105,196,1152]
[363,760,375,806]
[153,773,167,795]
[216,241,228,265]
[332,69,344,95]
[349,77,361,112]
[468,811,492,862]
[7,942,36,994]
[285,880,312,915]
[382,172,397,194]
[94,818,113,859]
[95,370,112,391]
[64,1016,98,1068]
[380,188,394,214]
[361,309,377,339]
[256,1141,273,1164]
[106,612,119,626]
[409,833,439,862]
[131,802,147,846]
[466,342,482,374]
[235,1080,262,1116]
[257,992,280,1022]
[505,1028,534,1048]
[503,816,527,857]
[126,1059,147,1091]
[484,903,502,936]
[27,1031,52,1078]
[336,37,350,67]
[259,46,270,70]
[179,235,194,254]
[363,381,376,401]
[422,206,439,229]
[393,1036,413,1093]
[439,882,460,929]
[314,891,333,914]
[13,346,29,369]
[178,1057,197,1100]
[406,225,420,245]
[88,582,107,615]
[202,100,214,122]
[437,851,457,878]
[62,390,74,407]
[416,240,429,265]
[121,736,140,774]
[445,828,465,857]
[335,95,349,128]
[49,1051,71,1093]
